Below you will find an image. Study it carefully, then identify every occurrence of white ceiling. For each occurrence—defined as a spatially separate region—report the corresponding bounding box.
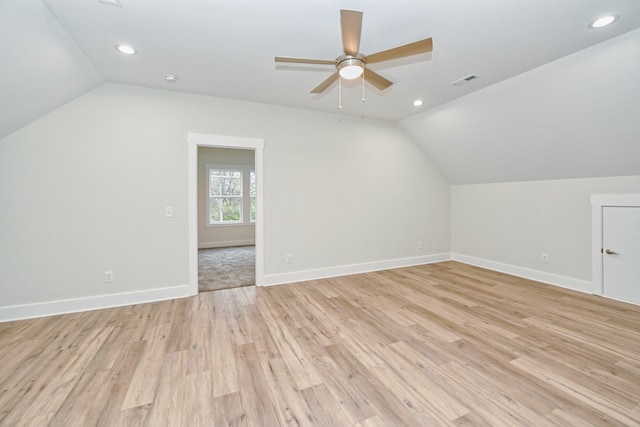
[2,0,639,140]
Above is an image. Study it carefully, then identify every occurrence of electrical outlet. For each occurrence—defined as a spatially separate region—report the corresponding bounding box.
[541,253,549,263]
[104,271,114,283]
[285,254,293,264]
[165,207,173,218]
[418,240,423,249]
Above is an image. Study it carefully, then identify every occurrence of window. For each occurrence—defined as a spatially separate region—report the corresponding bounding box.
[207,165,256,226]
[208,168,243,224]
[250,170,256,223]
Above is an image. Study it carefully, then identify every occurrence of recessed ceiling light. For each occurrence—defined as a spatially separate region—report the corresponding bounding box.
[164,73,178,83]
[116,44,136,55]
[413,99,424,107]
[589,15,618,29]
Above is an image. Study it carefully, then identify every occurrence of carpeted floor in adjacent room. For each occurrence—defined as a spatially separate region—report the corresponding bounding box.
[198,245,255,292]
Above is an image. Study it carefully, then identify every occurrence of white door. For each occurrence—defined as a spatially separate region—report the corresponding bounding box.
[603,206,640,305]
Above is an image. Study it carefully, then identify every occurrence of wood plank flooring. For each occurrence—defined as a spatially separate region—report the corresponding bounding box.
[2,261,640,426]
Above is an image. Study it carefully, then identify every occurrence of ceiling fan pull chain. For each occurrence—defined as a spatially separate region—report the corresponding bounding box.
[362,69,365,102]
[338,76,343,109]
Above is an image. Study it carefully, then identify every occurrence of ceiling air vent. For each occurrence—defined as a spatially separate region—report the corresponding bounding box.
[451,74,478,86]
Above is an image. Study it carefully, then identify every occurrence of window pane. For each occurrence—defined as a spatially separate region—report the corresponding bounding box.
[210,197,242,223]
[209,169,242,197]
[250,170,256,222]
[250,197,256,222]
[250,170,256,197]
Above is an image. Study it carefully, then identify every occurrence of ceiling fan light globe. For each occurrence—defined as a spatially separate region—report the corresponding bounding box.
[336,55,365,80]
[339,64,364,79]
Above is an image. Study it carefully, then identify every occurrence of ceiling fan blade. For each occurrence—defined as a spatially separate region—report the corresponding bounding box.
[365,38,433,64]
[340,9,363,56]
[310,72,339,93]
[275,56,335,65]
[363,68,393,91]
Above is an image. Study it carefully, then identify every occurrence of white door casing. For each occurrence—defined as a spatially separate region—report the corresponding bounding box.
[187,133,265,295]
[602,206,640,304]
[591,195,640,304]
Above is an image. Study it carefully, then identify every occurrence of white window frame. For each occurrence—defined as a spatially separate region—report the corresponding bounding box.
[206,164,256,227]
[250,169,256,223]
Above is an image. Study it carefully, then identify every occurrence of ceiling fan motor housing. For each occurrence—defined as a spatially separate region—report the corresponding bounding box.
[336,54,366,79]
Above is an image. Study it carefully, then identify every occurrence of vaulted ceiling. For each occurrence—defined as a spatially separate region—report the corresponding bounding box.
[2,0,640,142]
[2,0,640,185]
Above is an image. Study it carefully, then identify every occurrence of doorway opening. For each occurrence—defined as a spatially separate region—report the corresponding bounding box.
[198,147,255,291]
[187,133,264,295]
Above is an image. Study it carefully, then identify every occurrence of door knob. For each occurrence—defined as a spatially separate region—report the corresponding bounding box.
[605,249,618,255]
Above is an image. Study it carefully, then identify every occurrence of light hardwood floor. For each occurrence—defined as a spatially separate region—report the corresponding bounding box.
[2,261,640,426]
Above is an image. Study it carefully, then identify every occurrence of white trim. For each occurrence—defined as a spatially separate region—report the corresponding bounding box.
[591,194,640,207]
[0,285,191,323]
[205,223,255,228]
[590,194,640,296]
[188,133,265,290]
[452,253,592,293]
[198,239,255,249]
[262,253,451,286]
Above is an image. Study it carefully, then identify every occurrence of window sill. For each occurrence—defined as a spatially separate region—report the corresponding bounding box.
[206,222,256,228]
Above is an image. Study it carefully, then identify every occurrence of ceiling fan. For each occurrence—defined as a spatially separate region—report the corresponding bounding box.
[275,9,433,94]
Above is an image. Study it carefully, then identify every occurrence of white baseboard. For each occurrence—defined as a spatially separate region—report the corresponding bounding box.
[2,253,594,322]
[0,285,194,323]
[262,253,451,287]
[452,253,592,294]
[198,239,255,249]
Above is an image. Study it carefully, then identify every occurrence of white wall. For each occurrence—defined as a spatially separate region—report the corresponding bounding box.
[0,83,450,319]
[399,29,640,295]
[452,175,640,292]
[197,147,255,248]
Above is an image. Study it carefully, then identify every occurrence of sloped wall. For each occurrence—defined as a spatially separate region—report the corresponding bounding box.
[402,29,640,185]
[401,29,640,292]
[0,0,102,139]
